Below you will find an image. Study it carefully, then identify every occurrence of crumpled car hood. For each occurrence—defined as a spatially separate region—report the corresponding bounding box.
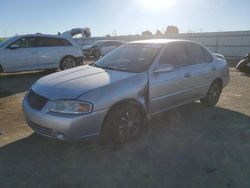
[32,65,136,100]
[82,45,93,50]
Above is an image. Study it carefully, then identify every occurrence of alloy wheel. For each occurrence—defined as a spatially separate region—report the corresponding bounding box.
[61,57,76,70]
[118,108,142,141]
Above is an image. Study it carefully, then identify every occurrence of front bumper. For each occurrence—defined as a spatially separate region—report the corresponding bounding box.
[23,95,107,141]
[75,56,85,65]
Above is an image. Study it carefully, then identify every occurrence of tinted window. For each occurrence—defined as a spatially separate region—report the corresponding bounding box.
[159,43,190,68]
[109,41,121,46]
[37,37,72,47]
[61,39,72,46]
[186,43,206,64]
[10,37,38,48]
[37,37,54,47]
[103,42,111,46]
[93,41,103,46]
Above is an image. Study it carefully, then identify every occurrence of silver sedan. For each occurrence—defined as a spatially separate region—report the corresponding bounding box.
[23,39,230,143]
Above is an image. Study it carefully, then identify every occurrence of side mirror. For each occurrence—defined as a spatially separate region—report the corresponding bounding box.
[9,44,20,49]
[153,64,174,74]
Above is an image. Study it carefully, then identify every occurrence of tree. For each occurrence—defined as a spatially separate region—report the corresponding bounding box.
[165,25,179,34]
[141,30,153,36]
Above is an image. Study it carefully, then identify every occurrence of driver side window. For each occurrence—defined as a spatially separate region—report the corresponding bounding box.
[159,43,190,68]
[10,37,37,48]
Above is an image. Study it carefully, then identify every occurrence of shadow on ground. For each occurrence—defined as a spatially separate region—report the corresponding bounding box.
[0,71,53,98]
[0,102,250,188]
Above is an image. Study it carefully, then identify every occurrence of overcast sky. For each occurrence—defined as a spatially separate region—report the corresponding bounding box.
[1,0,249,37]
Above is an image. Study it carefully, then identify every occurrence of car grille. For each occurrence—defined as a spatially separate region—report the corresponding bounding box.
[27,119,53,137]
[27,90,48,111]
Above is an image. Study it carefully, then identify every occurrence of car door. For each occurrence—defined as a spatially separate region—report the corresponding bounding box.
[148,43,195,115]
[185,43,215,99]
[3,37,39,72]
[36,37,62,69]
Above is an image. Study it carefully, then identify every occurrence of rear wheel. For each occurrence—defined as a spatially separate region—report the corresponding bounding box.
[200,80,222,107]
[60,56,76,70]
[100,104,144,144]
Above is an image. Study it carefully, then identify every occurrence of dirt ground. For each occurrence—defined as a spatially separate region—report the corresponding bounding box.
[0,67,249,188]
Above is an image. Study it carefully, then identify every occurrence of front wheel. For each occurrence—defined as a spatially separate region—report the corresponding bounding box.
[200,81,222,107]
[100,104,144,144]
[60,56,76,70]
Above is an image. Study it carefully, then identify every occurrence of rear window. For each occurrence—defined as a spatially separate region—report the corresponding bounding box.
[185,43,206,64]
[37,37,72,47]
[159,43,190,68]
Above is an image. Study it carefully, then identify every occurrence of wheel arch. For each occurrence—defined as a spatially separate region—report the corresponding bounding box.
[101,98,147,131]
[213,77,223,88]
[59,55,77,69]
[60,55,76,63]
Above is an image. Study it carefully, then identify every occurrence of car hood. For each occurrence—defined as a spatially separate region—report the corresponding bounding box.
[82,45,93,50]
[32,65,137,100]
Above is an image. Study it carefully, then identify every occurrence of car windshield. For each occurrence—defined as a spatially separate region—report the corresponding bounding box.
[94,43,160,73]
[0,36,17,47]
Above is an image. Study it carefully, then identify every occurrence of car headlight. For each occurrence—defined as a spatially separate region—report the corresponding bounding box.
[49,100,93,114]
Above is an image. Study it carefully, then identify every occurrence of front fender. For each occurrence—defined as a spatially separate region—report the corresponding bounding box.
[77,72,149,113]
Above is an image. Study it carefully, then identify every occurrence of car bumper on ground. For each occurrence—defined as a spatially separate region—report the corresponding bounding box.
[22,95,107,141]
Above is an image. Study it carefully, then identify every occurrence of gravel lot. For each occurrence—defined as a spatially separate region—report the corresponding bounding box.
[0,67,249,188]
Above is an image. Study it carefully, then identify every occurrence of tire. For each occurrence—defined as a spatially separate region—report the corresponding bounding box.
[100,103,144,144]
[93,50,101,58]
[60,56,76,70]
[200,80,222,107]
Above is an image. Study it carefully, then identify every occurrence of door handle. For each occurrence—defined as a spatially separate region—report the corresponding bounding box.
[184,73,191,78]
[212,66,216,71]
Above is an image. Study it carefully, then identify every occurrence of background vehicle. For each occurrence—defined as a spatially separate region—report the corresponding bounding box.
[0,34,84,73]
[82,40,124,58]
[236,53,250,74]
[23,39,230,143]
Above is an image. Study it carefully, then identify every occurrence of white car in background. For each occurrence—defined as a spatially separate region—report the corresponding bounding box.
[0,34,84,73]
[82,40,124,58]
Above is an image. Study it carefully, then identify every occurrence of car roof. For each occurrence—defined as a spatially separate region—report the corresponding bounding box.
[15,34,65,39]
